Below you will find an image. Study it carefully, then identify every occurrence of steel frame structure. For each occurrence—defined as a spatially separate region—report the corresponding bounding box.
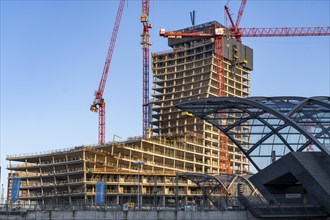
[179,172,260,210]
[176,96,330,171]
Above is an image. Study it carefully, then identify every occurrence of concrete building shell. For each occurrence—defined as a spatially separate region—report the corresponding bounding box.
[151,21,253,173]
[6,141,257,207]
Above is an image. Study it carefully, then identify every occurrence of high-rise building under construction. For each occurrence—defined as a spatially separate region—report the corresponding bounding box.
[151,21,253,173]
[6,21,254,206]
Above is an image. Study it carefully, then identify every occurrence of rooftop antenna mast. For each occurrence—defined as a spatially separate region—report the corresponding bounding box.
[190,10,196,26]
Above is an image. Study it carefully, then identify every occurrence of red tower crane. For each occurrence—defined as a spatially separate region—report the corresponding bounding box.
[90,0,126,145]
[224,0,246,43]
[141,0,152,138]
[159,1,330,173]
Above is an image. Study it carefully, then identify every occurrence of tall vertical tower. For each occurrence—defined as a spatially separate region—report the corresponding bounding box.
[152,21,253,173]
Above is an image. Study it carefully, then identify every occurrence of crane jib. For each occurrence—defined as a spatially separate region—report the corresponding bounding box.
[91,0,126,145]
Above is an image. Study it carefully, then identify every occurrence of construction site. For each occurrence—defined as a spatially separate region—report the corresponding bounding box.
[2,0,330,219]
[6,19,255,208]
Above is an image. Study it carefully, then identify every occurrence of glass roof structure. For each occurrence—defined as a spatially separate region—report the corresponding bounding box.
[178,172,261,210]
[176,96,330,170]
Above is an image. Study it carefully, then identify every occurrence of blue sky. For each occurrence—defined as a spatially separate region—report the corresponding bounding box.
[1,0,329,187]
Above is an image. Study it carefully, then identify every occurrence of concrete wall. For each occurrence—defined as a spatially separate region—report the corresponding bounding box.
[1,210,258,220]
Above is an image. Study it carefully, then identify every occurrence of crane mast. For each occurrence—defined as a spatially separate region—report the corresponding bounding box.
[90,0,126,145]
[141,0,152,138]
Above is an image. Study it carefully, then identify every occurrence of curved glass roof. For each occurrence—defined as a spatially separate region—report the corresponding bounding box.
[176,96,330,170]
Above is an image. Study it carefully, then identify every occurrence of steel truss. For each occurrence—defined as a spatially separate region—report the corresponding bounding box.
[179,172,260,210]
[176,96,330,170]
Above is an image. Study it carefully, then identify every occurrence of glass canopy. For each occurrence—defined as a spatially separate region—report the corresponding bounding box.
[176,97,330,170]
